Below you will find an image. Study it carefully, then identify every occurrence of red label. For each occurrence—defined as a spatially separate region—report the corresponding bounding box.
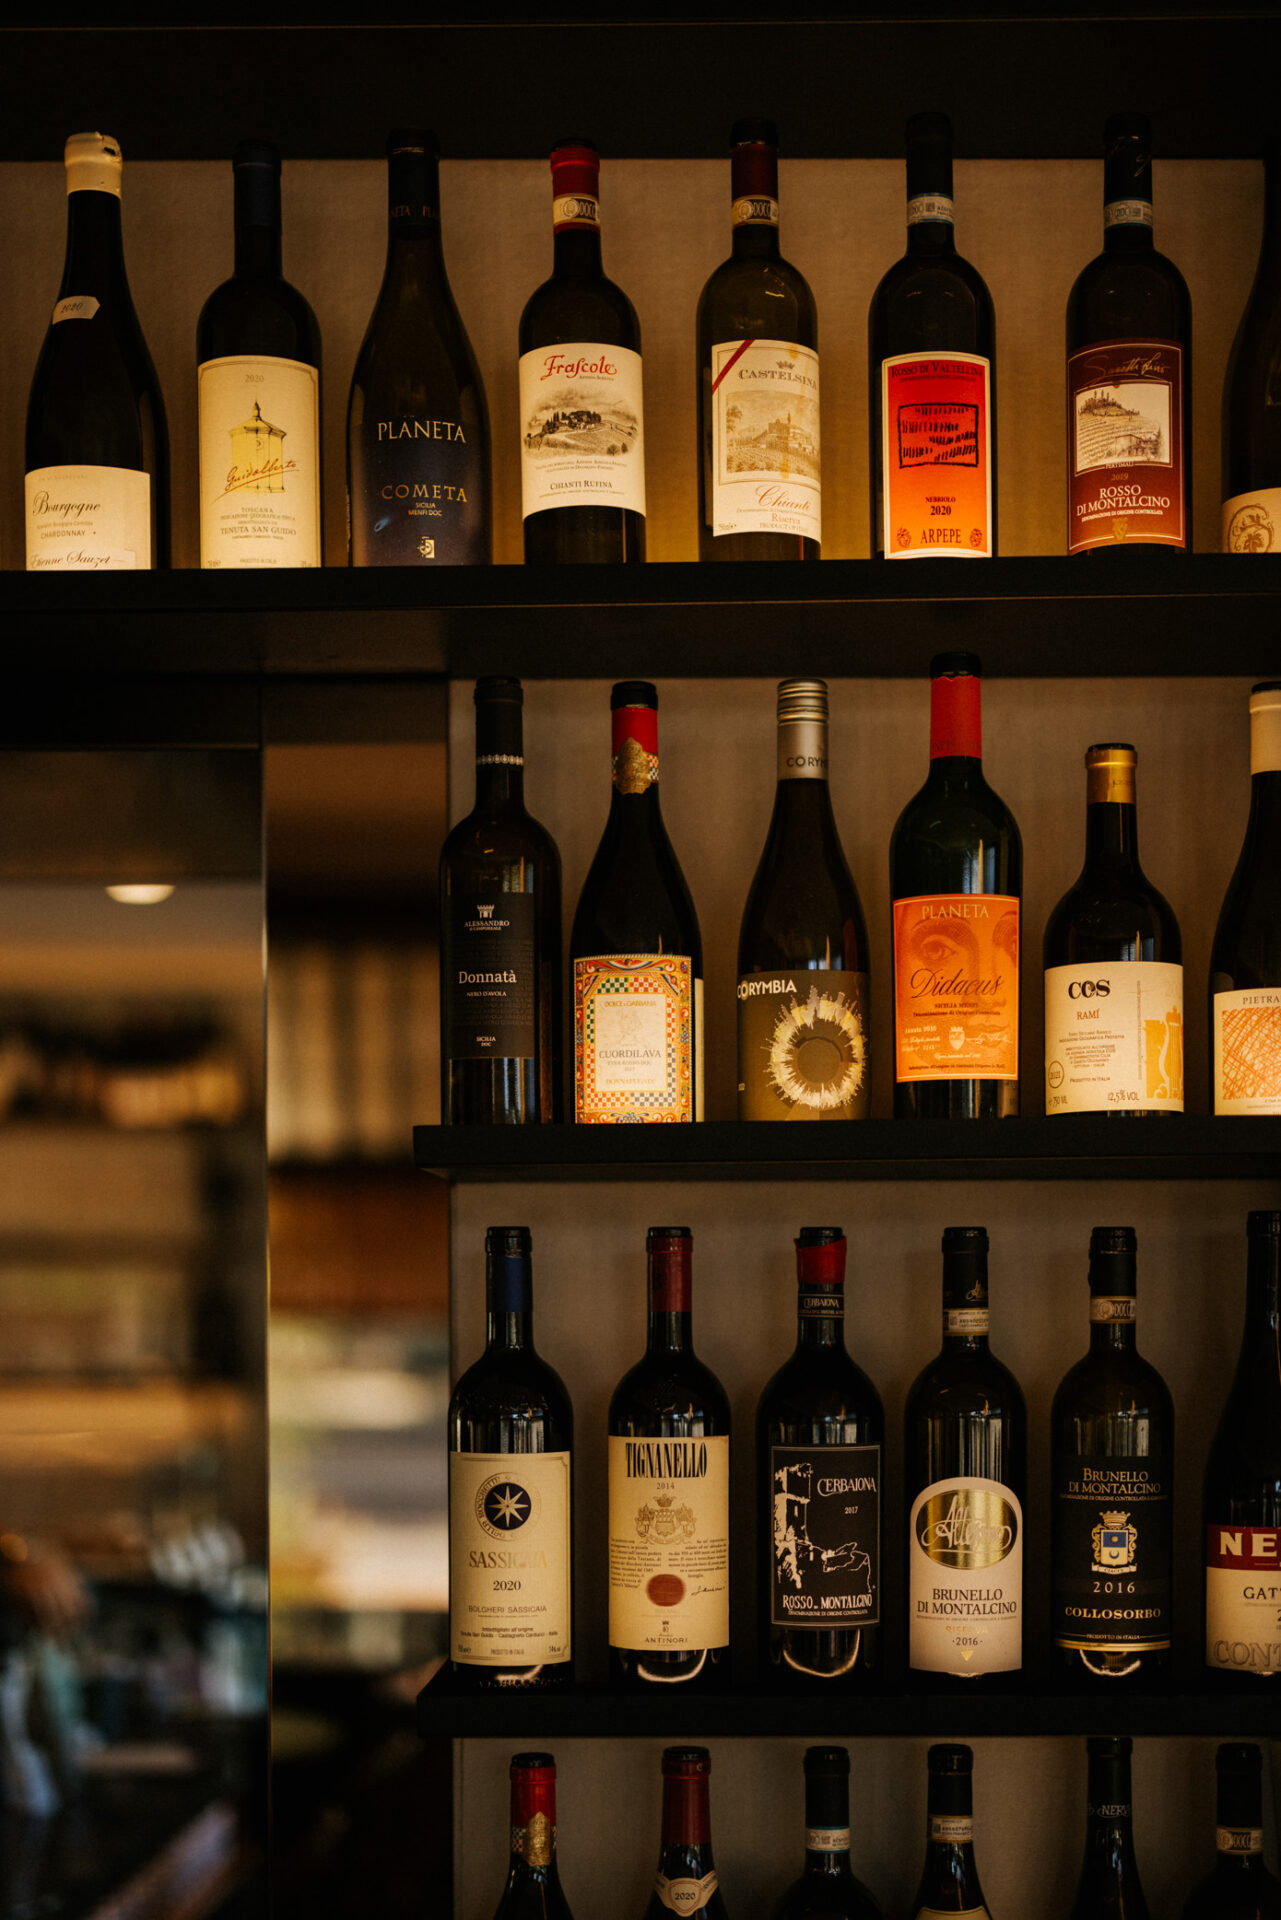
[1067,339,1186,551]
[881,353,992,557]
[930,674,982,759]
[1206,1525,1281,1571]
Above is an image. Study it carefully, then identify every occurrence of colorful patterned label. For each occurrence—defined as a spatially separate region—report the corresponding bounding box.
[1214,987,1281,1115]
[574,955,700,1123]
[1067,339,1186,551]
[893,894,1019,1082]
[1045,961,1184,1113]
[708,338,821,543]
[881,352,992,557]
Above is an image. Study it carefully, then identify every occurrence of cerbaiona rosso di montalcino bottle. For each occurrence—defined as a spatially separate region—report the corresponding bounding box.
[1223,141,1281,555]
[1211,682,1281,1115]
[909,1745,993,1920]
[491,1753,575,1920]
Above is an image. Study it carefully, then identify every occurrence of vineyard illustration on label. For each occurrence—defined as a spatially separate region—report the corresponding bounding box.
[722,389,819,482]
[524,385,639,461]
[1074,382,1170,471]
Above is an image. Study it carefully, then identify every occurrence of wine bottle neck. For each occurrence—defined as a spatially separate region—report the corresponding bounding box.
[929,672,982,762]
[1216,1764,1265,1872]
[942,1243,989,1348]
[804,1771,852,1876]
[906,195,956,254]
[476,762,523,808]
[486,1249,534,1352]
[62,190,127,294]
[552,222,603,275]
[1088,1249,1137,1351]
[233,162,282,276]
[648,1239,693,1352]
[611,701,661,799]
[730,140,780,258]
[1103,132,1154,252]
[797,1304,844,1352]
[474,688,525,810]
[508,1766,559,1882]
[486,1309,532,1353]
[659,1773,712,1850]
[386,144,445,271]
[1084,798,1141,872]
[1243,768,1281,844]
[1243,1232,1281,1332]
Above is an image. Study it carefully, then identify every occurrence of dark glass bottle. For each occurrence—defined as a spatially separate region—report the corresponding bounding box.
[909,1745,992,1918]
[770,1747,883,1920]
[492,1753,575,1920]
[1051,1227,1174,1688]
[25,131,170,571]
[439,678,562,1124]
[1044,744,1183,1117]
[519,139,645,563]
[696,117,820,560]
[1067,1737,1152,1920]
[889,653,1022,1120]
[1204,1210,1281,1686]
[608,1229,730,1691]
[904,1227,1026,1689]
[569,683,703,1123]
[642,1748,729,1920]
[869,112,996,561]
[737,681,871,1121]
[1223,143,1281,554]
[757,1228,883,1690]
[347,129,491,565]
[1066,112,1192,555]
[1211,683,1281,1115]
[196,140,322,569]
[448,1227,573,1690]
[1182,1744,1281,1919]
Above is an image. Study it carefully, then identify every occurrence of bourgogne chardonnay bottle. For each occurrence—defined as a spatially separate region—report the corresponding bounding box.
[889,653,1021,1120]
[448,1227,573,1690]
[1044,744,1183,1116]
[519,140,645,563]
[644,1748,728,1920]
[347,129,490,565]
[770,1748,883,1920]
[1051,1228,1174,1688]
[26,132,170,571]
[1211,682,1281,1115]
[1182,1745,1281,1920]
[869,112,996,560]
[570,683,703,1124]
[196,142,322,569]
[696,117,820,560]
[757,1228,883,1690]
[905,1227,1025,1688]
[1204,1210,1281,1686]
[909,1745,993,1920]
[439,678,562,1124]
[492,1753,575,1920]
[737,681,870,1121]
[1223,143,1281,554]
[608,1229,730,1691]
[1066,112,1192,555]
[1067,1737,1152,1920]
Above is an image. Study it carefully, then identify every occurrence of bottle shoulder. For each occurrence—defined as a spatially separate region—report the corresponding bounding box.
[757,1347,885,1431]
[906,1345,1027,1422]
[519,270,642,350]
[869,244,995,342]
[609,1349,731,1428]
[196,272,322,366]
[449,1347,573,1425]
[1051,1345,1175,1428]
[1068,245,1192,341]
[697,250,818,341]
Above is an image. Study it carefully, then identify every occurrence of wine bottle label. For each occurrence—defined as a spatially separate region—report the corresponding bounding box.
[349,413,487,564]
[608,1435,729,1653]
[197,355,321,568]
[1044,961,1184,1113]
[574,956,703,1123]
[768,1442,880,1629]
[892,894,1019,1083]
[806,1827,851,1852]
[930,1816,973,1843]
[442,891,537,1062]
[51,295,100,322]
[1223,486,1281,554]
[1067,339,1186,551]
[653,1870,720,1913]
[448,1450,572,1667]
[518,340,646,519]
[880,351,992,558]
[731,195,779,226]
[1214,987,1281,1116]
[1205,1525,1281,1676]
[25,464,150,571]
[707,338,821,544]
[1089,1296,1136,1323]
[906,194,954,226]
[552,192,598,228]
[908,1476,1022,1675]
[1052,1453,1172,1653]
[1103,199,1154,229]
[945,1308,990,1335]
[737,972,870,1120]
[1217,1827,1264,1855]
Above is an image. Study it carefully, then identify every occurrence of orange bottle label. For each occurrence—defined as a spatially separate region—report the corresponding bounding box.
[893,893,1019,1081]
[881,352,992,557]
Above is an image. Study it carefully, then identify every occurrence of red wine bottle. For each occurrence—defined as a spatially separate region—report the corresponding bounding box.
[1067,1737,1152,1920]
[492,1753,575,1920]
[643,1748,729,1920]
[770,1747,883,1920]
[1182,1745,1281,1920]
[1211,682,1281,1115]
[1223,142,1281,555]
[909,1745,992,1919]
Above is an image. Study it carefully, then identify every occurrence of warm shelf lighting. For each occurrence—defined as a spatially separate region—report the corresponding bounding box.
[105,883,176,906]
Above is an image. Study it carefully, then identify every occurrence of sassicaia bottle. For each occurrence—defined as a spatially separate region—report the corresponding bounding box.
[491,1753,575,1920]
[909,1745,993,1920]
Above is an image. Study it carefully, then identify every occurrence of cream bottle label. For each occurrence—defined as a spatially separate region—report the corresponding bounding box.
[25,464,150,571]
[909,1476,1022,1675]
[1206,1525,1281,1676]
[1223,487,1281,553]
[1214,987,1281,1115]
[519,341,646,519]
[448,1450,572,1667]
[574,956,703,1123]
[198,355,321,567]
[1045,961,1184,1113]
[608,1434,729,1653]
[707,338,821,544]
[654,1871,720,1913]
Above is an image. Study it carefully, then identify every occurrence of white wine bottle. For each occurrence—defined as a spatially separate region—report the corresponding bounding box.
[1211,683,1281,1115]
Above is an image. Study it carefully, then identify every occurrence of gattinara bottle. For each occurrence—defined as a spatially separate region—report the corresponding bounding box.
[1211,683,1281,1115]
[643,1748,728,1920]
[770,1747,883,1920]
[909,1745,992,1919]
[1067,1737,1152,1920]
[491,1753,575,1920]
[1223,143,1281,554]
[1182,1745,1281,1919]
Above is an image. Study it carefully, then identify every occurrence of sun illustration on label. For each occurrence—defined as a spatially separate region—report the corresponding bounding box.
[766,987,867,1111]
[475,1472,539,1537]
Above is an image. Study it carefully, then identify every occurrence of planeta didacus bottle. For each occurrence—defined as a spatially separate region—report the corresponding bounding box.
[1067,1736,1152,1920]
[491,1752,575,1920]
[1211,682,1281,1115]
[909,1745,993,1920]
[643,1748,729,1920]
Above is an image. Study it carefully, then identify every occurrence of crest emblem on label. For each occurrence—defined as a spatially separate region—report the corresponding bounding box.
[1092,1509,1138,1572]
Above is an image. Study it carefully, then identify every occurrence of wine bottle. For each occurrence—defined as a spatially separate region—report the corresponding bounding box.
[196,141,322,569]
[737,681,871,1121]
[25,132,170,571]
[1223,143,1281,554]
[1182,1745,1281,1920]
[519,139,645,563]
[889,653,1021,1120]
[439,678,562,1124]
[909,1745,993,1919]
[905,1226,1025,1687]
[1067,1737,1152,1920]
[696,117,820,560]
[643,1748,729,1920]
[347,129,490,565]
[448,1227,572,1689]
[1044,744,1183,1116]
[770,1747,883,1920]
[756,1228,883,1690]
[1051,1227,1174,1687]
[569,682,704,1124]
[1066,112,1192,555]
[868,112,996,561]
[1204,1209,1281,1685]
[1211,682,1281,1115]
[492,1752,575,1920]
[608,1228,730,1690]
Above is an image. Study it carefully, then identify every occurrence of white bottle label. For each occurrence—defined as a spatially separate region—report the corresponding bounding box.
[25,464,150,571]
[708,338,821,544]
[608,1434,729,1654]
[448,1450,572,1667]
[51,295,100,323]
[198,354,321,567]
[518,340,645,519]
[1044,961,1184,1114]
[1214,986,1281,1115]
[1206,1524,1281,1676]
[909,1476,1022,1676]
[1223,486,1281,553]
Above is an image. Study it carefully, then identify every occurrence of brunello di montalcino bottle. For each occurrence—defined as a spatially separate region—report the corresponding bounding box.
[346,129,490,565]
[737,681,870,1122]
[909,1745,993,1920]
[1051,1227,1174,1688]
[1211,683,1281,1116]
[1182,1744,1281,1920]
[491,1753,575,1920]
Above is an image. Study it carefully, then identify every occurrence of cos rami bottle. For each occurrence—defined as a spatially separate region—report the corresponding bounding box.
[770,1748,883,1920]
[910,1746,993,1920]
[1182,1745,1281,1920]
[644,1749,728,1920]
[1067,1737,1152,1920]
[1223,143,1281,555]
[492,1753,575,1920]
[1212,683,1281,1116]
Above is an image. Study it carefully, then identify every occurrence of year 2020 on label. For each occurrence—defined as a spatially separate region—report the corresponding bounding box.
[518,340,645,519]
[608,1434,729,1653]
[1045,961,1183,1113]
[198,354,321,567]
[880,351,992,557]
[909,1476,1022,1675]
[449,1450,572,1667]
[708,338,820,544]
